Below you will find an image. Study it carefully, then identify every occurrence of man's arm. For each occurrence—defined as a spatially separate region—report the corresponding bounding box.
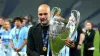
[77,33,85,49]
[10,30,17,51]
[26,26,39,56]
[16,39,27,52]
[79,33,85,45]
[10,39,17,51]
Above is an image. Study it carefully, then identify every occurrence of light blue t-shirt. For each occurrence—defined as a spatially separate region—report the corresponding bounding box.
[10,26,28,52]
[0,29,11,45]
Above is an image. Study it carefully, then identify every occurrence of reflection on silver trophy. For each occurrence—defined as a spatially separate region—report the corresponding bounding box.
[49,7,80,56]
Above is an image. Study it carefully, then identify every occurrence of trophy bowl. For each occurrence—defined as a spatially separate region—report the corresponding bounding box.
[49,7,80,56]
[49,16,69,55]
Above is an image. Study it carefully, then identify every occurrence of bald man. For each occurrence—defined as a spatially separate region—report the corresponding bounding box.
[26,4,52,56]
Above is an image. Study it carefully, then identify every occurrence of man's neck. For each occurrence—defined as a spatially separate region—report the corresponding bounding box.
[88,28,92,30]
[5,28,9,31]
[16,26,21,29]
[41,23,49,27]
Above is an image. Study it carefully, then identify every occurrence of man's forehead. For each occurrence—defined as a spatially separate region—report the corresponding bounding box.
[87,23,91,25]
[38,5,50,13]
[0,18,4,20]
[38,7,49,12]
[38,9,48,13]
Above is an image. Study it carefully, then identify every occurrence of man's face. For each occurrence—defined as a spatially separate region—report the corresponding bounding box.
[22,19,28,25]
[0,18,4,25]
[38,8,50,25]
[15,20,22,26]
[3,21,10,29]
[86,22,92,29]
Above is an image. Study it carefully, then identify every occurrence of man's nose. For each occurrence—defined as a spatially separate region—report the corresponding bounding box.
[41,15,46,18]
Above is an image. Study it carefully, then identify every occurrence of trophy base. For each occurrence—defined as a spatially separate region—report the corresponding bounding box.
[52,53,60,56]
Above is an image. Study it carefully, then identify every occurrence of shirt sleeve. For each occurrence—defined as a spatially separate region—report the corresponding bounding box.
[23,27,28,39]
[9,29,13,40]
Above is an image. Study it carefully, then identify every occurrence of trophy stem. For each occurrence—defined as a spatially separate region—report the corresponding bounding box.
[52,53,60,56]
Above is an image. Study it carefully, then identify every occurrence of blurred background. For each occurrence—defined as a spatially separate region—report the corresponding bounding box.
[0,0,100,25]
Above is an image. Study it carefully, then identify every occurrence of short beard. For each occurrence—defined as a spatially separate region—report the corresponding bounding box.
[41,21,48,27]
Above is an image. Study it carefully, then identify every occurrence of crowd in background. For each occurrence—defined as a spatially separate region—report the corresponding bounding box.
[0,16,35,56]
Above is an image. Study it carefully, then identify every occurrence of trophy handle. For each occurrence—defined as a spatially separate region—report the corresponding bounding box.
[66,10,80,41]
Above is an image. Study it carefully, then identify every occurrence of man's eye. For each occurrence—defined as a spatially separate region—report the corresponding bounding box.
[39,13,42,16]
[44,13,48,15]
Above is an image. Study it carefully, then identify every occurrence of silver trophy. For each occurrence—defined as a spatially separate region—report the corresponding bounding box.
[49,7,80,56]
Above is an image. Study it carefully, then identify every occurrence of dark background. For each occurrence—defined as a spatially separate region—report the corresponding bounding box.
[0,0,100,26]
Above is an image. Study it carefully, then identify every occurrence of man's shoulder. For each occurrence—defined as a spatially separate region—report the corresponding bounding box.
[22,26,28,30]
[31,23,41,28]
[28,23,41,31]
[10,27,16,31]
[77,26,83,33]
[91,29,95,33]
[20,26,28,33]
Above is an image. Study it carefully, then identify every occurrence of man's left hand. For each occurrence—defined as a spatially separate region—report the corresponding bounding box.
[77,45,81,50]
[16,47,22,52]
